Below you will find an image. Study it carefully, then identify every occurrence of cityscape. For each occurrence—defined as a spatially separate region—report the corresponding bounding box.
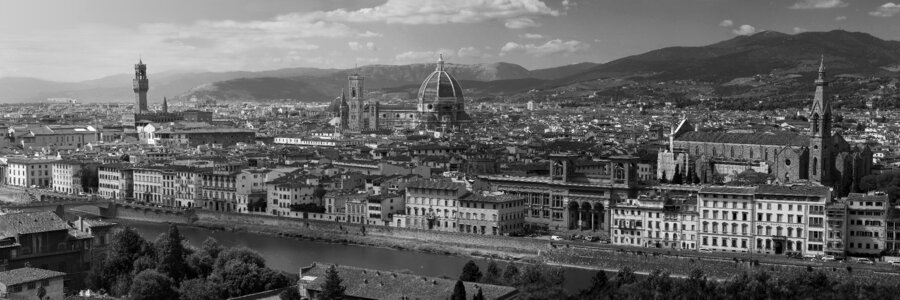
[1,0,900,299]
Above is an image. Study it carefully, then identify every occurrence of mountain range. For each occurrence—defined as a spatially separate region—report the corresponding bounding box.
[1,30,897,104]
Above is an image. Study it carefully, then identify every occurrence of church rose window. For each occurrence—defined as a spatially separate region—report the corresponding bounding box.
[784,159,791,166]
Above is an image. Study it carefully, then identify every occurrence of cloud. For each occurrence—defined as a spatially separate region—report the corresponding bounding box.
[519,33,545,39]
[719,19,734,27]
[500,39,589,56]
[348,41,377,51]
[870,2,900,17]
[321,0,560,25]
[395,48,456,63]
[358,31,383,38]
[732,24,757,35]
[789,0,848,9]
[457,46,493,59]
[835,15,847,21]
[793,27,808,33]
[505,17,540,29]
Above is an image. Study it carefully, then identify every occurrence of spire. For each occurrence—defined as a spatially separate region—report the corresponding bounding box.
[340,88,346,101]
[437,53,444,71]
[162,97,168,113]
[817,54,825,80]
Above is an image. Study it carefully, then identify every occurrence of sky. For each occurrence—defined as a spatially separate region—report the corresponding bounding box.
[1,0,898,82]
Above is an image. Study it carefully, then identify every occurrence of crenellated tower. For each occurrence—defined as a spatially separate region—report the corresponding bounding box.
[133,59,149,114]
[809,56,831,184]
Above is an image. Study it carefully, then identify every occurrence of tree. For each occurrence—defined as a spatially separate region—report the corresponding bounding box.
[215,247,267,270]
[450,280,467,300]
[179,279,223,300]
[459,260,483,282]
[472,287,485,300]
[482,261,501,284]
[129,270,178,300]
[279,286,303,300]
[579,271,609,299]
[319,265,346,300]
[212,260,291,298]
[614,267,636,286]
[502,263,520,285]
[157,224,187,282]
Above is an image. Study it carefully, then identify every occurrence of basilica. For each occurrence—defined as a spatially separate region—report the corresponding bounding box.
[333,55,471,132]
[658,58,872,196]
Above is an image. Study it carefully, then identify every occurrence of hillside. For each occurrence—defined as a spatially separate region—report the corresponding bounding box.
[181,77,329,103]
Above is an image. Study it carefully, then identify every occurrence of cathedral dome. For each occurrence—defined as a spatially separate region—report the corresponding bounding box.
[417,55,464,106]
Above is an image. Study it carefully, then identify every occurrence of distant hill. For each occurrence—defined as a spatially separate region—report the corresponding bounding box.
[181,77,329,103]
[553,30,900,85]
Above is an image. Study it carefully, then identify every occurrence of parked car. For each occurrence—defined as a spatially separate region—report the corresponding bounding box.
[821,255,836,262]
[889,261,900,267]
[855,258,874,264]
[584,236,599,242]
[699,248,713,253]
[550,235,563,241]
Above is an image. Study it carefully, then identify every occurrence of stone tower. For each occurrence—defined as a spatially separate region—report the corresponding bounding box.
[162,97,168,113]
[809,56,832,184]
[133,59,149,114]
[336,90,349,134]
[347,71,365,130]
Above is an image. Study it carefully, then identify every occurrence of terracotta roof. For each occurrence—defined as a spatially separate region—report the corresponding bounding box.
[460,193,524,203]
[0,268,66,286]
[406,180,466,191]
[677,131,809,147]
[301,263,518,300]
[0,212,71,239]
[755,185,830,197]
[700,186,756,195]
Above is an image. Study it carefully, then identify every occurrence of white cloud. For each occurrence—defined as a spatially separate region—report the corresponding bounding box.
[321,0,560,25]
[395,48,456,63]
[719,19,734,27]
[789,0,848,9]
[732,24,757,36]
[457,46,493,59]
[505,17,540,29]
[870,2,900,17]
[835,15,847,21]
[500,39,589,56]
[793,27,808,33]
[348,41,377,51]
[358,31,383,38]
[519,33,545,39]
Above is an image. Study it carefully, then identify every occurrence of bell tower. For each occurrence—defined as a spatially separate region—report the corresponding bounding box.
[809,56,831,184]
[133,59,149,114]
[348,70,365,130]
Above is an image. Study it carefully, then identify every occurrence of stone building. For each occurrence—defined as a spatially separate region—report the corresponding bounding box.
[336,55,471,132]
[658,59,872,196]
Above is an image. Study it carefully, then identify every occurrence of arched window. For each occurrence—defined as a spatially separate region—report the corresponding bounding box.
[813,157,818,176]
[730,147,734,157]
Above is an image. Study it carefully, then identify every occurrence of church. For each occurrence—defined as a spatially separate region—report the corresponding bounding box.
[658,58,872,196]
[333,55,471,132]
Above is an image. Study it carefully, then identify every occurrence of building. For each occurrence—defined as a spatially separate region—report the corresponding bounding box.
[97,164,133,200]
[235,169,270,213]
[0,212,94,291]
[266,173,318,216]
[697,187,756,253]
[611,196,665,247]
[201,171,241,212]
[658,59,872,196]
[133,59,149,114]
[297,263,519,300]
[825,201,848,257]
[845,193,888,256]
[0,268,66,300]
[51,160,98,195]
[133,167,164,204]
[457,192,525,235]
[342,55,471,132]
[365,193,404,226]
[480,153,641,232]
[404,180,468,232]
[7,125,100,151]
[5,158,58,188]
[755,185,829,257]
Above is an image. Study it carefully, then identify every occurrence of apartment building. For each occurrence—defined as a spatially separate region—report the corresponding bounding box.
[5,158,58,188]
[404,180,468,232]
[753,185,829,257]
[133,167,164,204]
[97,164,133,199]
[611,196,664,247]
[698,187,755,253]
[266,174,318,216]
[457,192,525,235]
[845,193,888,255]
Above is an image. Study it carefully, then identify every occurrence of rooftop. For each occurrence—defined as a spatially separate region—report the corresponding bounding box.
[406,180,467,191]
[677,131,809,147]
[0,268,66,286]
[0,211,71,239]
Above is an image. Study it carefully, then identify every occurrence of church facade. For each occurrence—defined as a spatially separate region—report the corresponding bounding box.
[334,56,471,133]
[658,58,872,196]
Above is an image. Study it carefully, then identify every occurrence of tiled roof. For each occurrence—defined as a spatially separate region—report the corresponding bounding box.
[755,184,830,197]
[0,212,71,239]
[700,186,757,195]
[677,131,809,147]
[845,193,888,202]
[0,268,66,286]
[301,263,518,300]
[406,180,466,191]
[460,193,524,203]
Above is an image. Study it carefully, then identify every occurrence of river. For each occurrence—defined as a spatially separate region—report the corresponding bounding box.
[127,222,597,293]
